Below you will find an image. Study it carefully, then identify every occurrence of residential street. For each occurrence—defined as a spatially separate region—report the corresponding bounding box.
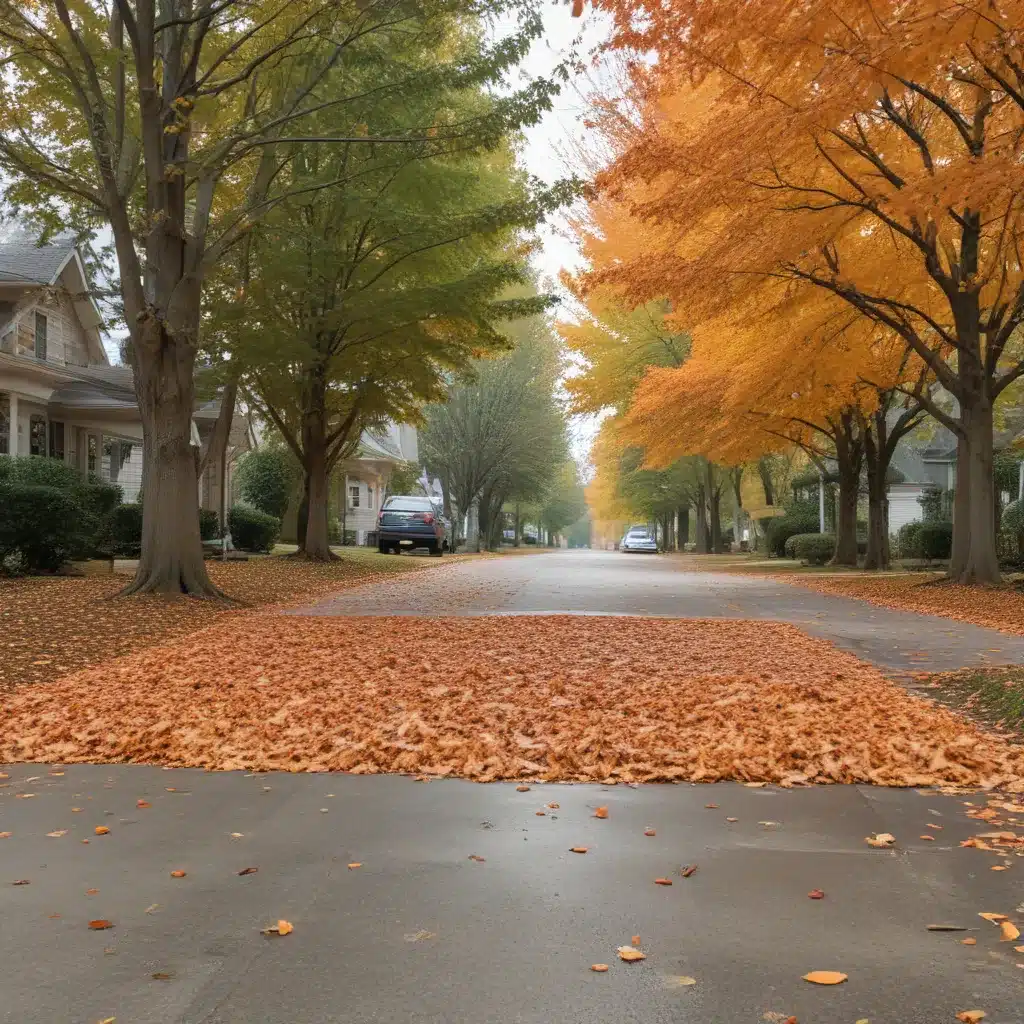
[2,551,1022,1023]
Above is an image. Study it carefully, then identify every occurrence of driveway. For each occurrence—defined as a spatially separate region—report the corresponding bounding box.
[3,549,1022,1023]
[297,548,1024,674]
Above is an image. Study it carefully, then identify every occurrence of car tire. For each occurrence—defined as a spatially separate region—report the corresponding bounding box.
[378,541,387,554]
[430,542,443,557]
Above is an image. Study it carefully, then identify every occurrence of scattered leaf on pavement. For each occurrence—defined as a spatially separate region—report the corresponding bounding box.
[865,833,896,848]
[631,935,641,946]
[144,904,160,914]
[644,828,656,837]
[238,867,258,875]
[590,964,609,972]
[547,803,559,809]
[745,782,767,788]
[920,835,936,841]
[1000,921,1020,941]
[12,879,30,885]
[807,889,825,899]
[170,870,186,878]
[467,855,485,862]
[654,877,673,886]
[403,930,436,942]
[593,806,608,819]
[86,889,99,895]
[663,975,697,987]
[926,924,966,931]
[0,832,11,839]
[955,1012,986,1023]
[152,972,174,981]
[94,826,109,836]
[569,847,588,854]
[46,830,67,838]
[347,863,362,869]
[704,804,719,809]
[261,919,293,936]
[979,913,1008,923]
[961,938,977,945]
[802,971,847,985]
[617,946,646,962]
[516,785,530,792]
[136,800,151,808]
[88,920,114,930]
[680,864,698,877]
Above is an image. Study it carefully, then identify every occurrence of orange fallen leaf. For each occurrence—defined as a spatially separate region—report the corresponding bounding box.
[617,946,646,962]
[46,830,67,838]
[170,870,187,878]
[15,793,35,799]
[72,807,82,813]
[94,826,110,836]
[467,855,485,862]
[238,866,259,875]
[165,787,177,792]
[347,862,362,869]
[920,835,935,841]
[961,938,977,945]
[704,803,718,809]
[1014,945,1024,953]
[654,877,673,886]
[48,913,61,919]
[802,971,847,985]
[594,806,608,819]
[262,919,293,936]
[569,847,588,854]
[745,781,767,788]
[807,889,825,899]
[979,913,1008,923]
[631,935,641,945]
[0,832,11,839]
[12,879,30,885]
[590,964,609,972]
[136,800,151,808]
[926,823,943,830]
[152,972,174,981]
[644,828,656,837]
[515,785,530,792]
[86,888,99,895]
[88,920,114,930]
[680,864,698,877]
[955,1012,986,1023]
[991,865,1009,871]
[865,833,896,847]
[1000,921,1020,941]
[535,811,546,816]
[547,803,560,809]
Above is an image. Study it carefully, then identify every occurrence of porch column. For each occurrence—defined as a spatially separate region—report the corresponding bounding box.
[8,392,18,455]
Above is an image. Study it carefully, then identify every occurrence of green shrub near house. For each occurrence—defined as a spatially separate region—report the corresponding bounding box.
[0,484,92,572]
[228,504,281,553]
[784,532,836,565]
[896,519,952,560]
[763,502,821,557]
[235,449,298,520]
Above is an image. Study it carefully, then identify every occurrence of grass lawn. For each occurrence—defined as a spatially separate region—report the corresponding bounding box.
[922,665,1024,736]
[0,549,461,692]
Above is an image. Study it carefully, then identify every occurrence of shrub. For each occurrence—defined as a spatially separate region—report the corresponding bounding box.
[107,503,143,558]
[235,449,298,520]
[228,504,280,552]
[918,521,953,560]
[785,532,836,565]
[199,508,221,541]
[764,506,820,557]
[1003,498,1024,538]
[897,519,952,560]
[0,484,90,572]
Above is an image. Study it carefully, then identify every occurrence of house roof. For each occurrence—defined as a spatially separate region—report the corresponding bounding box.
[0,240,78,285]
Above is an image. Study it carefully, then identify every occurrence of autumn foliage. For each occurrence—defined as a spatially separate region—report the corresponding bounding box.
[568,0,1024,581]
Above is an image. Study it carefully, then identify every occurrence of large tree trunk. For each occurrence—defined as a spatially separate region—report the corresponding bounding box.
[709,488,723,552]
[695,486,709,553]
[863,421,890,571]
[829,412,862,567]
[957,397,1001,584]
[303,439,332,561]
[122,324,220,597]
[677,505,689,550]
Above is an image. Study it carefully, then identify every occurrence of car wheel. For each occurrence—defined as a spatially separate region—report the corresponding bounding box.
[430,542,443,557]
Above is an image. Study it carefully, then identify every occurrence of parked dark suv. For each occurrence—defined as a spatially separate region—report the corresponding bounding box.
[377,495,448,556]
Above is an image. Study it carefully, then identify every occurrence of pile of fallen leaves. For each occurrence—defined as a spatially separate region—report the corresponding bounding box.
[3,615,1022,788]
[784,574,1024,637]
[0,553,455,691]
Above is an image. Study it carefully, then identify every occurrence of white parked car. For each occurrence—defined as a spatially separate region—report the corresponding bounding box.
[620,528,658,553]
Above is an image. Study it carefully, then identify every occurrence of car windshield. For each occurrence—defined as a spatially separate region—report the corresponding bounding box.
[383,496,434,511]
[627,531,650,539]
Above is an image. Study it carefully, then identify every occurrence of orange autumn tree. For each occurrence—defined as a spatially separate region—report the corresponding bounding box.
[582,0,1024,584]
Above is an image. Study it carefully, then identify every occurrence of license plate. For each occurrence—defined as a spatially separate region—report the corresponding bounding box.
[400,539,414,545]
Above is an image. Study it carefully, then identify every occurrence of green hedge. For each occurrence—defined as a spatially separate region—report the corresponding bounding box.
[896,520,953,560]
[107,503,143,558]
[235,449,297,520]
[764,507,821,557]
[0,484,92,572]
[228,504,280,553]
[199,508,221,541]
[784,532,836,565]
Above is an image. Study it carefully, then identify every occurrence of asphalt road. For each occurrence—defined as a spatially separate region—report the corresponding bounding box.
[299,549,1024,674]
[3,550,1023,1023]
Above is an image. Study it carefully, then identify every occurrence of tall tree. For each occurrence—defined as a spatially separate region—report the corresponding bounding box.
[0,0,561,593]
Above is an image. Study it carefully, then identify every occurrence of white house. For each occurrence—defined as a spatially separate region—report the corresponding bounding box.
[0,239,248,509]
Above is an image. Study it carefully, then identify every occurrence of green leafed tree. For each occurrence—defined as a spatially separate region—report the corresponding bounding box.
[0,0,564,593]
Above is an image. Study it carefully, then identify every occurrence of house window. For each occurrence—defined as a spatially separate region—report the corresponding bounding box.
[0,394,8,455]
[87,434,98,473]
[29,414,46,456]
[34,312,47,361]
[348,484,360,508]
[48,420,64,460]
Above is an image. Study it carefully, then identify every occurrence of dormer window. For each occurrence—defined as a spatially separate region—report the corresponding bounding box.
[34,312,47,360]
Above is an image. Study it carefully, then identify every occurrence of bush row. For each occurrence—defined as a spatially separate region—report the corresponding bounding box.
[894,520,953,560]
[783,532,836,565]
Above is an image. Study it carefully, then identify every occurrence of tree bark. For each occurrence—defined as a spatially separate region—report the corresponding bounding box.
[863,430,890,570]
[677,505,689,550]
[957,397,1001,583]
[829,411,862,568]
[121,321,220,597]
[303,433,332,561]
[695,486,709,553]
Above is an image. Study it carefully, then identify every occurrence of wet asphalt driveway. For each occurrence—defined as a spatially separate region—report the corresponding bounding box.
[2,550,1023,1023]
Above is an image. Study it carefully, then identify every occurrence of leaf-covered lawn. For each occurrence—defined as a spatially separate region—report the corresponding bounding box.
[784,574,1024,637]
[3,615,1022,789]
[0,552,458,692]
[919,666,1024,736]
